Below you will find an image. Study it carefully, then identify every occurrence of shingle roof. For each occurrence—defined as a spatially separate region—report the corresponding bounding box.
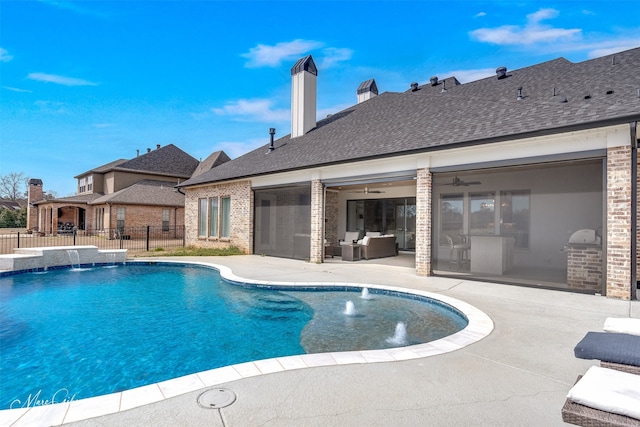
[181,48,640,188]
[75,144,199,179]
[89,179,185,206]
[190,150,231,178]
[34,193,104,205]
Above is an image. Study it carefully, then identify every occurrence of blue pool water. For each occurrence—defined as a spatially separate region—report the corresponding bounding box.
[0,263,467,410]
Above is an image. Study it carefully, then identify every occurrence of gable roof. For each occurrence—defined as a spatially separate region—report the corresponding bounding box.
[76,144,199,179]
[181,47,640,188]
[89,179,185,206]
[190,150,231,178]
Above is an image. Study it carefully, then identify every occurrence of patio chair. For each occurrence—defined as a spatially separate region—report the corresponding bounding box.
[339,231,361,246]
[562,366,640,426]
[573,332,640,374]
[446,234,470,271]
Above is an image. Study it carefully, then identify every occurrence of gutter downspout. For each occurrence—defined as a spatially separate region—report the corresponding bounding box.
[630,121,638,300]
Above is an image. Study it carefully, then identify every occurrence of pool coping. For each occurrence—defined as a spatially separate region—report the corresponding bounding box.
[1,259,494,427]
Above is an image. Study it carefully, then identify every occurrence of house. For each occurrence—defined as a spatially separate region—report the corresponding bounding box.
[178,49,640,300]
[28,144,230,237]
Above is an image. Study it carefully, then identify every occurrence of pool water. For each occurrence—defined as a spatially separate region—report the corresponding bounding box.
[0,263,467,410]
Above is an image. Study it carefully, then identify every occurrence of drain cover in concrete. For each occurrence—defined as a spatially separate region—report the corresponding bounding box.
[197,388,236,409]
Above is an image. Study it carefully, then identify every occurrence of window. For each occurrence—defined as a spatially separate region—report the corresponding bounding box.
[208,198,219,237]
[116,207,125,232]
[87,176,93,192]
[96,208,104,230]
[220,197,231,238]
[500,190,530,248]
[162,209,170,231]
[469,192,495,235]
[440,194,464,244]
[79,177,86,193]
[198,198,207,237]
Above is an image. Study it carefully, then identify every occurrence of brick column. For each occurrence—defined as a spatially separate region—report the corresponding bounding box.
[415,168,432,276]
[606,145,632,299]
[309,179,324,263]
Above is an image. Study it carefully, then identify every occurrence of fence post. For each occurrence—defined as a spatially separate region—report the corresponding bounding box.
[17,231,20,249]
[182,225,185,247]
[146,225,150,251]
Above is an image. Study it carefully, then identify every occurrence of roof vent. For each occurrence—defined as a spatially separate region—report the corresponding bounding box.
[410,82,419,92]
[557,96,568,103]
[517,87,524,100]
[147,148,151,153]
[430,76,438,86]
[441,80,447,93]
[606,89,614,95]
[268,128,276,153]
[156,144,161,149]
[496,66,507,79]
[584,94,591,100]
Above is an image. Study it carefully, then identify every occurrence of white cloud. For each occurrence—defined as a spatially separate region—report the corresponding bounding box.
[37,0,108,18]
[583,40,640,58]
[475,12,487,18]
[3,86,32,93]
[470,8,581,45]
[0,47,13,62]
[28,72,98,86]
[319,48,353,68]
[92,123,115,128]
[212,99,289,122]
[242,39,324,67]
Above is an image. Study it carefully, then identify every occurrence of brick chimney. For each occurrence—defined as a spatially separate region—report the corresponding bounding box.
[27,178,43,230]
[291,55,317,138]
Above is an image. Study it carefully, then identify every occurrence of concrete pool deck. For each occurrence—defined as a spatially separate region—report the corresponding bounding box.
[4,254,640,426]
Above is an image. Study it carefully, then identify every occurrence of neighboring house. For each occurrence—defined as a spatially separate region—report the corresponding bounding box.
[28,145,229,237]
[180,48,638,300]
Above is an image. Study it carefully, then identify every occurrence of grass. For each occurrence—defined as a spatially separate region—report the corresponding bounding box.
[133,246,244,257]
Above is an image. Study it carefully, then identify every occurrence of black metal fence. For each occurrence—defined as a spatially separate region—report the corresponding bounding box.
[0,226,185,255]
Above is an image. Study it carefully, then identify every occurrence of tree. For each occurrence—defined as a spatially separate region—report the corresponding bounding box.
[0,172,28,200]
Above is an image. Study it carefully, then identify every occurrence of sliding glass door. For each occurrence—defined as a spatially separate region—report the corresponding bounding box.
[346,197,416,251]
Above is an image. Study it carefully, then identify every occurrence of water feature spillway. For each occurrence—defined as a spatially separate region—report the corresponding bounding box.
[67,249,80,269]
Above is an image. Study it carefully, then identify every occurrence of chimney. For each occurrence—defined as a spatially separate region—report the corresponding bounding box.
[357,79,378,103]
[291,55,317,138]
[27,178,43,231]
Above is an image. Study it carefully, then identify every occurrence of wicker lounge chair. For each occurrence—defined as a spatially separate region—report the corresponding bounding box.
[573,332,640,374]
[562,373,640,427]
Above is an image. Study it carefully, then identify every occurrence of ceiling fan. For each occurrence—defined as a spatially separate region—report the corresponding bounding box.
[438,177,482,187]
[349,185,385,194]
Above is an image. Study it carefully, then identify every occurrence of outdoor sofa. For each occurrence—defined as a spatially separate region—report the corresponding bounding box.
[359,235,397,260]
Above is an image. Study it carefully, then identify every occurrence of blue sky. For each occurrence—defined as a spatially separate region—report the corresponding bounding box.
[1,1,639,197]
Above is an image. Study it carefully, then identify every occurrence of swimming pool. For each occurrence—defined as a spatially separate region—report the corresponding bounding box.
[1,262,467,409]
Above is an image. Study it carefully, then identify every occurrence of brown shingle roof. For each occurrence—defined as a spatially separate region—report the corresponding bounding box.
[89,180,185,207]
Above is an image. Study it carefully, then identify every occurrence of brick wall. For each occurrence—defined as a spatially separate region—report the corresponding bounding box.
[309,179,324,263]
[415,167,432,276]
[325,190,339,245]
[184,181,253,253]
[566,245,603,292]
[606,146,632,299]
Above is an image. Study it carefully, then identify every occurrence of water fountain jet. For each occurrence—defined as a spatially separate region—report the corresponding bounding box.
[361,288,372,299]
[386,322,408,346]
[344,300,357,316]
